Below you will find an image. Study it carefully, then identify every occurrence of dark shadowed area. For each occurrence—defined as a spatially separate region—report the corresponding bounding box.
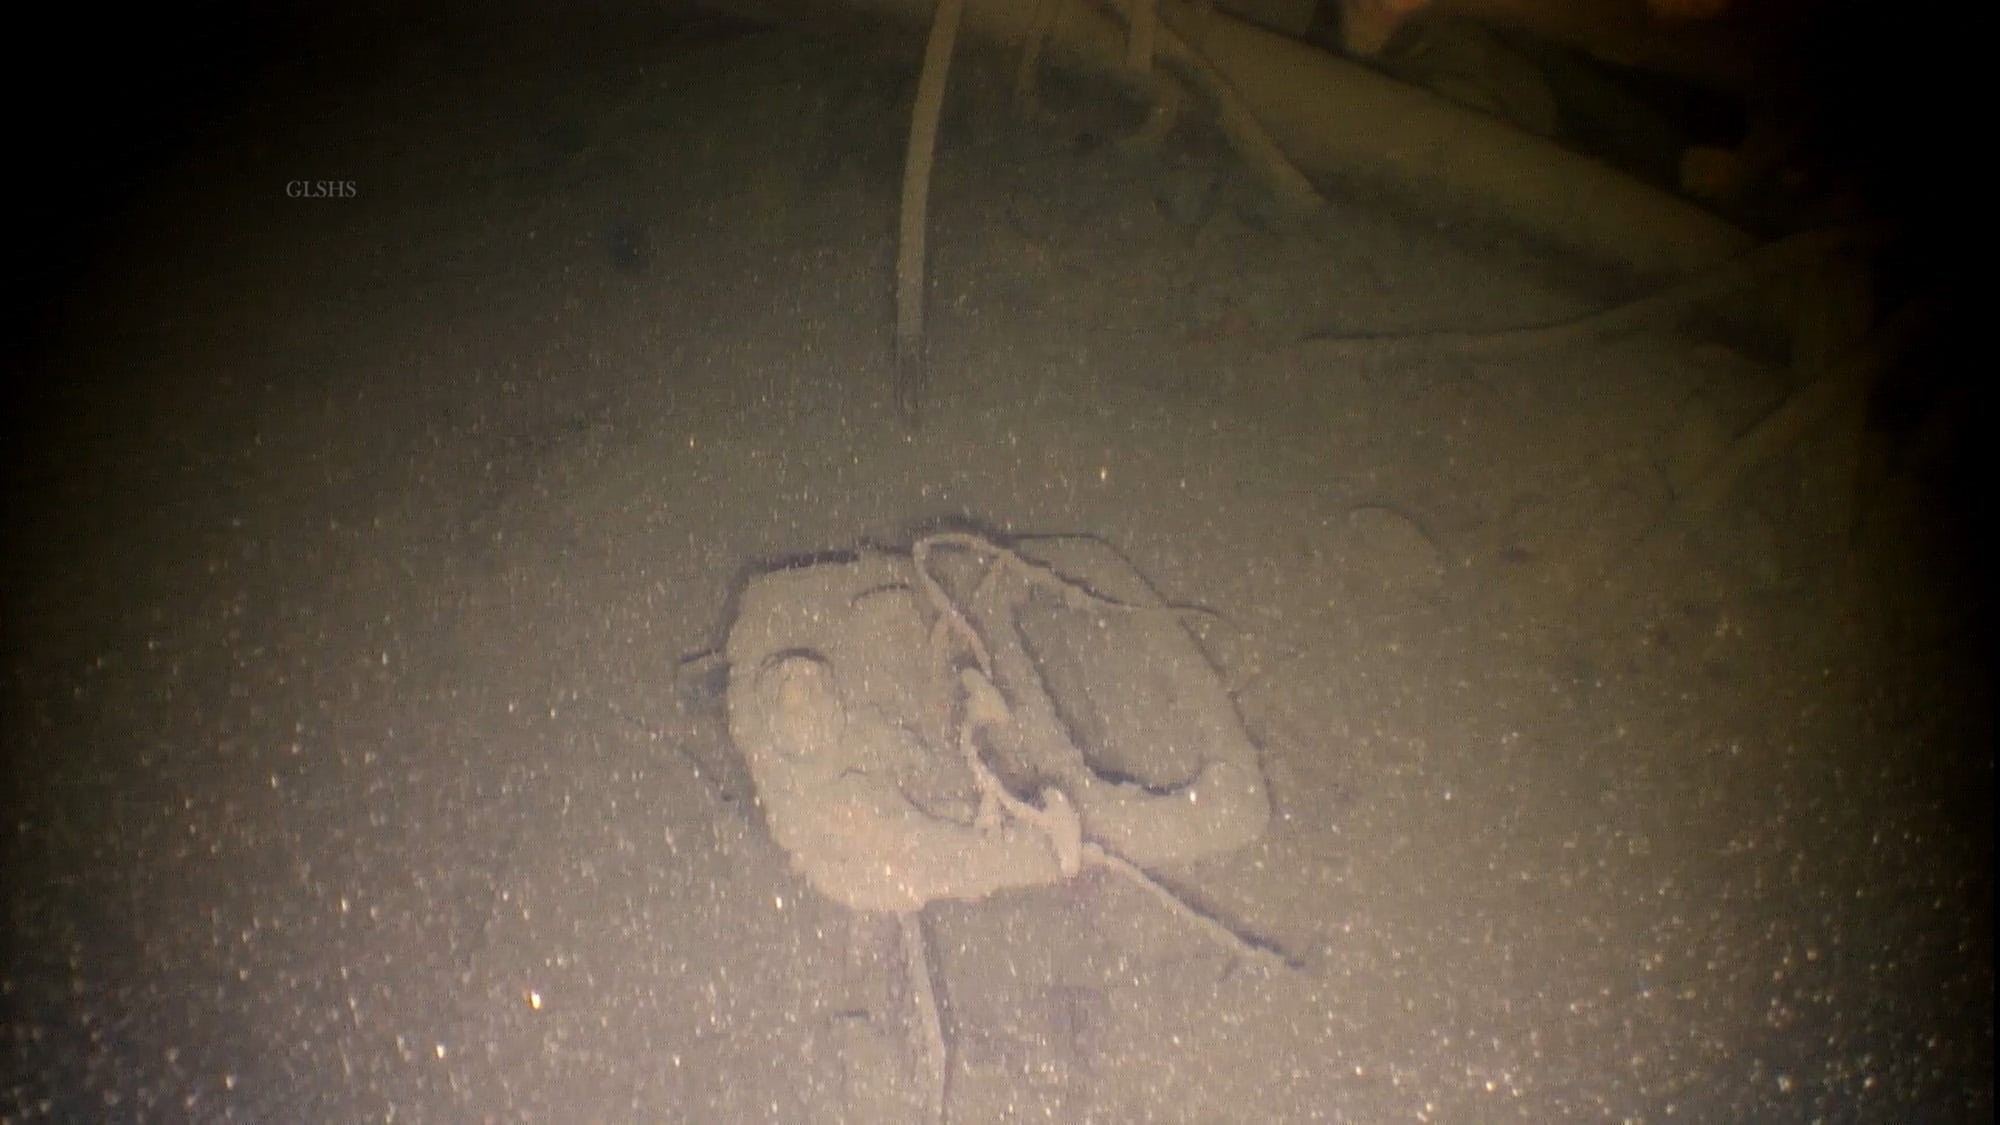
[4,0,1987,1120]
